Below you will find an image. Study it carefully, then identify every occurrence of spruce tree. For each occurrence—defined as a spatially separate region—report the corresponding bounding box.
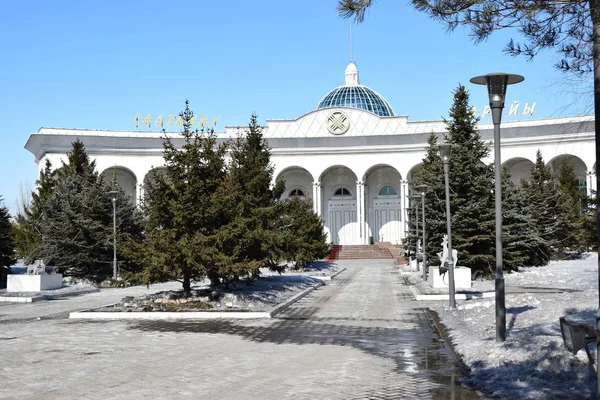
[0,197,15,277]
[124,101,229,293]
[278,196,329,268]
[13,160,55,259]
[501,169,547,269]
[521,150,577,259]
[26,141,141,281]
[213,114,286,277]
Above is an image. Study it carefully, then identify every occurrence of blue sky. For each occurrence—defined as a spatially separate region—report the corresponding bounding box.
[0,0,591,214]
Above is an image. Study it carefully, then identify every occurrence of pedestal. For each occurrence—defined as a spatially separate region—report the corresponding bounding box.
[7,274,63,292]
[428,266,471,289]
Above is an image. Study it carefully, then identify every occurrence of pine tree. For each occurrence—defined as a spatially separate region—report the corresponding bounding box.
[0,196,15,276]
[124,101,229,294]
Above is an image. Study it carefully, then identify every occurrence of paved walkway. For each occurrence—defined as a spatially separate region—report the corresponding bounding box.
[0,261,480,399]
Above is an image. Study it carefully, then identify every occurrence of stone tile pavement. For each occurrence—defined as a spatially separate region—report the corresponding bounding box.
[0,261,481,399]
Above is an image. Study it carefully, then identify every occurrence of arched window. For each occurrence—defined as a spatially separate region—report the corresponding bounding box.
[378,185,398,196]
[333,187,352,197]
[289,188,305,197]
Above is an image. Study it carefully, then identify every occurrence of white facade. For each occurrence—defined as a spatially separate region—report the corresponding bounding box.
[24,63,597,246]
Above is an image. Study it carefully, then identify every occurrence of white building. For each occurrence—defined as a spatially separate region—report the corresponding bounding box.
[25,62,597,246]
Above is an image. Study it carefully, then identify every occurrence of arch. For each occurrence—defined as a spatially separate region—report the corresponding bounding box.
[288,186,307,197]
[547,154,587,180]
[365,164,403,244]
[318,164,359,183]
[406,163,423,185]
[320,165,358,244]
[503,157,534,185]
[333,186,352,197]
[276,166,314,182]
[362,163,403,181]
[378,185,398,196]
[100,166,137,205]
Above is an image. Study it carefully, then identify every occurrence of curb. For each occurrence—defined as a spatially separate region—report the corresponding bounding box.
[68,269,345,321]
[308,267,347,281]
[426,309,487,397]
[405,279,494,301]
[0,288,99,303]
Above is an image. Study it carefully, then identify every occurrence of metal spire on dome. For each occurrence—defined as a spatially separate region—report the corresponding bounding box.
[345,24,360,86]
[350,24,354,63]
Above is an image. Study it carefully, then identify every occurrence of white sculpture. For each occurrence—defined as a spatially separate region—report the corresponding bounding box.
[26,260,46,275]
[436,235,457,274]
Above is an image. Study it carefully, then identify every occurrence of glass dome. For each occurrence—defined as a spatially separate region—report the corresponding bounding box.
[316,85,395,117]
[315,62,395,117]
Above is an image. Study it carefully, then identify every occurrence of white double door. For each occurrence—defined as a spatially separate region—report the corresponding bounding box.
[328,200,357,245]
[372,198,402,244]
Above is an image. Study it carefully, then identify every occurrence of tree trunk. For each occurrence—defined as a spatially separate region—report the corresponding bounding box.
[182,271,191,297]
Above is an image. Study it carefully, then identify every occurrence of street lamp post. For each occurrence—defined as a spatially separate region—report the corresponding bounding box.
[470,73,524,342]
[416,185,429,281]
[109,191,119,280]
[409,194,421,271]
[438,143,456,309]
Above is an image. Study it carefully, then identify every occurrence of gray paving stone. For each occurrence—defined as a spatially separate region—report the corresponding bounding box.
[0,261,481,399]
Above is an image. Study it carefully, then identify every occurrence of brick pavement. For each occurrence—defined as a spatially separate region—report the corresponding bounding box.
[0,261,480,399]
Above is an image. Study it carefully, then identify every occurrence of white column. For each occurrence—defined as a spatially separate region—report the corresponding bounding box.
[356,181,363,244]
[313,181,322,217]
[401,180,408,239]
[587,171,595,196]
[362,182,367,244]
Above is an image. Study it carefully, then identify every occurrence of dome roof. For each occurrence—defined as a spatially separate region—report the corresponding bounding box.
[315,62,395,117]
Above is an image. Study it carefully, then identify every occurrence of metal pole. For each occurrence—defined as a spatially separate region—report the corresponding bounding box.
[589,0,600,395]
[443,159,456,308]
[415,198,419,271]
[112,197,117,280]
[492,107,506,342]
[421,191,427,281]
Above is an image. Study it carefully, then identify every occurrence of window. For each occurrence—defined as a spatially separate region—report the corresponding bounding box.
[378,185,398,196]
[334,187,351,196]
[289,188,305,197]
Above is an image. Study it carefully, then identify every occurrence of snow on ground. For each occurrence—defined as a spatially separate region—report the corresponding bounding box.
[429,255,599,399]
[0,284,97,298]
[94,262,339,312]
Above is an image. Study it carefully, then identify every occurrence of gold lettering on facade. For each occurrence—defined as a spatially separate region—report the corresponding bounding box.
[155,115,163,128]
[523,102,536,115]
[142,114,152,127]
[133,114,141,127]
[509,101,520,116]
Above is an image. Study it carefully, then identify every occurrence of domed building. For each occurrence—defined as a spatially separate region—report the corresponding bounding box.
[25,62,596,246]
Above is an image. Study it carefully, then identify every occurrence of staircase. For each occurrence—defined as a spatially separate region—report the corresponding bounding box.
[325,244,395,260]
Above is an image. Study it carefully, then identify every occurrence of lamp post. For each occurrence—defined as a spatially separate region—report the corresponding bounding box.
[409,194,421,271]
[470,72,524,342]
[438,143,456,309]
[416,185,429,281]
[109,191,119,280]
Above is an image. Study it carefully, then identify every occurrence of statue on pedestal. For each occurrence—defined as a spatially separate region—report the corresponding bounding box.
[436,235,457,275]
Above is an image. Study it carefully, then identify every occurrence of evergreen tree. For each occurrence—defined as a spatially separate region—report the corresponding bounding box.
[213,114,287,277]
[579,190,597,251]
[124,101,229,294]
[26,141,141,281]
[13,160,55,259]
[521,150,578,258]
[0,197,15,277]
[501,169,548,269]
[277,196,329,268]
